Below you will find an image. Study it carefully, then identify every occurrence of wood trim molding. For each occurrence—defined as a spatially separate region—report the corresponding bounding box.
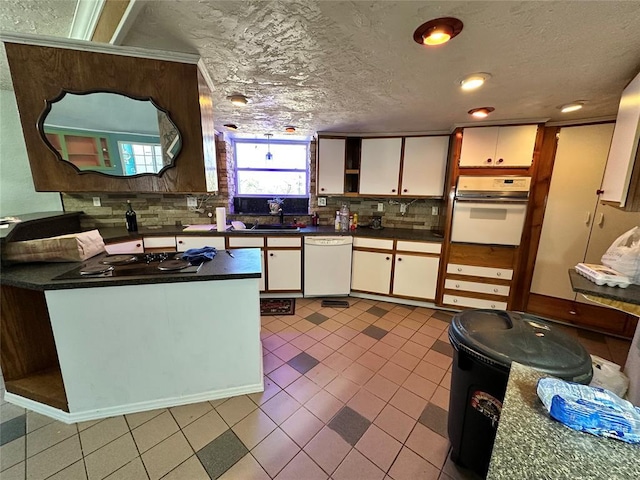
[92,0,131,43]
[69,0,105,40]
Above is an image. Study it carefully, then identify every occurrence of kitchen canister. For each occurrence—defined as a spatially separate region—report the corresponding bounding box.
[215,207,227,232]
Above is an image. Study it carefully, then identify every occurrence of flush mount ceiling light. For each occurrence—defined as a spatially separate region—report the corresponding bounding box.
[460,73,491,91]
[284,126,296,133]
[223,123,238,130]
[228,94,249,106]
[413,17,463,46]
[265,133,273,160]
[468,107,495,118]
[560,102,585,113]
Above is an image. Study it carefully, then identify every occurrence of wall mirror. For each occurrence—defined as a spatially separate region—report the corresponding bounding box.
[38,91,182,176]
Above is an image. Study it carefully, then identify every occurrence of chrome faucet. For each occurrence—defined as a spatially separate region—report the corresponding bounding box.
[251,219,259,230]
[279,207,284,225]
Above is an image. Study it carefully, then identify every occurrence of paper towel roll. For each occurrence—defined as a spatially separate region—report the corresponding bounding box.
[216,207,227,232]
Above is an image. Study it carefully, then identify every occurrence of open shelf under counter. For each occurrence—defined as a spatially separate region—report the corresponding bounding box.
[5,367,68,412]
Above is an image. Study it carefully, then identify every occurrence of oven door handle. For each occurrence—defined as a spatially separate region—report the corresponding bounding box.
[454,197,529,204]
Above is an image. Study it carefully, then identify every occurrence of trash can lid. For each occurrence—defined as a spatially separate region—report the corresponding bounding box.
[449,310,592,382]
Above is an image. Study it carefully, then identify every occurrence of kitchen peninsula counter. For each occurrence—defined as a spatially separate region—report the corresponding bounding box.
[487,363,640,480]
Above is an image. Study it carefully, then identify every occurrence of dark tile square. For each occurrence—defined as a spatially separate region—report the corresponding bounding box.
[361,325,388,340]
[306,312,329,325]
[418,403,449,439]
[431,339,454,358]
[432,311,454,323]
[0,414,26,446]
[197,429,248,479]
[328,406,371,446]
[288,352,320,374]
[577,329,607,343]
[367,306,389,317]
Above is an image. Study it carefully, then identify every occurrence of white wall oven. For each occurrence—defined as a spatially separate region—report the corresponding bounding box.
[451,176,531,246]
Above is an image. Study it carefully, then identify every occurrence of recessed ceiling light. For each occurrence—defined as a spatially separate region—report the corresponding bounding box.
[560,102,584,113]
[223,124,238,130]
[413,17,463,46]
[468,107,495,118]
[460,73,491,91]
[284,126,296,133]
[228,94,249,106]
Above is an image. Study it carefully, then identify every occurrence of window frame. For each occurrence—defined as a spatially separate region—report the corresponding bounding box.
[117,140,163,174]
[233,138,310,198]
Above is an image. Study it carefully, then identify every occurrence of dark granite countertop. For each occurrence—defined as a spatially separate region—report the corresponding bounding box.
[569,269,640,306]
[0,211,83,242]
[0,248,261,291]
[487,363,640,480]
[99,225,444,244]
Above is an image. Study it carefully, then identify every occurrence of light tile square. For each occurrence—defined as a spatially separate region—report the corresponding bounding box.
[320,333,348,350]
[325,376,359,403]
[380,332,407,348]
[388,446,440,480]
[389,388,428,420]
[219,453,270,480]
[347,389,386,421]
[280,407,324,448]
[306,326,332,341]
[339,342,367,361]
[402,373,438,401]
[374,404,416,443]
[261,390,301,424]
[332,448,384,480]
[289,333,316,351]
[414,361,447,384]
[369,341,398,359]
[285,375,321,404]
[391,324,415,339]
[405,423,450,469]
[182,409,229,452]
[363,374,400,402]
[305,390,344,423]
[1,437,25,472]
[1,462,25,480]
[26,420,77,458]
[125,409,165,430]
[402,340,429,359]
[304,426,351,476]
[232,408,277,450]
[268,364,302,389]
[249,377,281,406]
[263,352,285,374]
[430,386,451,412]
[423,349,453,370]
[216,395,258,426]
[141,431,193,480]
[252,428,300,477]
[79,416,128,455]
[355,424,402,472]
[342,362,375,386]
[305,342,334,361]
[304,363,338,388]
[411,332,437,348]
[48,459,87,480]
[273,343,303,362]
[323,351,353,372]
[131,410,179,454]
[378,361,411,385]
[389,350,421,370]
[334,325,359,340]
[26,411,55,434]
[84,433,137,480]
[162,456,209,480]
[263,334,287,352]
[356,350,387,372]
[273,451,327,480]
[104,458,149,480]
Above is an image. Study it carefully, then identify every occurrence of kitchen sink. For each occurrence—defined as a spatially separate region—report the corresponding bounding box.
[236,224,301,233]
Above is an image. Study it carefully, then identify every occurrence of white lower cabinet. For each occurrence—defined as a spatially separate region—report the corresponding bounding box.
[105,239,144,254]
[392,255,440,300]
[444,279,510,296]
[228,236,266,291]
[267,250,301,291]
[351,250,393,295]
[176,236,225,252]
[142,236,176,249]
[443,294,507,310]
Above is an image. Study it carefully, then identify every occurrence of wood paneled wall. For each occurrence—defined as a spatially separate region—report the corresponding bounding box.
[4,42,208,193]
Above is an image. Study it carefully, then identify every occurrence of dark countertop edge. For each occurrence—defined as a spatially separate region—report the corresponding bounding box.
[569,269,640,306]
[0,249,262,291]
[98,225,445,243]
[0,211,82,241]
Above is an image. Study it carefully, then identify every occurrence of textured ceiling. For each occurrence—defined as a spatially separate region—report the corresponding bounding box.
[121,0,640,137]
[0,0,77,90]
[2,1,640,138]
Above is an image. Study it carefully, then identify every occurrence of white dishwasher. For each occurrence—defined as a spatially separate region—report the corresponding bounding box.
[304,236,353,297]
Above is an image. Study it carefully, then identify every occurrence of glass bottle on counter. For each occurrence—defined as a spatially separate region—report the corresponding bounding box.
[334,211,341,230]
[125,200,138,232]
[340,203,350,232]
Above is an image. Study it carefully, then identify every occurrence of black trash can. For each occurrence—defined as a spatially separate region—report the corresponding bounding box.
[447,310,593,478]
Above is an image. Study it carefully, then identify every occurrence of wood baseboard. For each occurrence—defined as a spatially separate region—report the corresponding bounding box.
[526,293,637,338]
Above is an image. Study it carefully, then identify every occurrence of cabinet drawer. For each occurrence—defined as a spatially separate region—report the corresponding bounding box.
[143,236,176,249]
[353,237,394,250]
[447,263,513,280]
[267,237,301,247]
[444,279,510,296]
[396,240,441,254]
[176,236,225,252]
[105,240,144,254]
[228,236,265,248]
[443,294,507,310]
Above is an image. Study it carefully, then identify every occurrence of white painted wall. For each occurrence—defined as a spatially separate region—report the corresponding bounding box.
[0,89,62,216]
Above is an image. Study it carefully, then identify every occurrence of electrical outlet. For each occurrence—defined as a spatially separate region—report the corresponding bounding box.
[187,196,198,207]
[400,203,407,214]
[377,202,384,212]
[317,197,327,207]
[432,206,439,216]
[92,197,101,207]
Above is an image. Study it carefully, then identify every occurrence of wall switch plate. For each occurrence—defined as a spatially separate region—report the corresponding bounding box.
[432,206,439,216]
[400,203,407,214]
[92,197,101,207]
[378,202,384,212]
[187,196,198,207]
[317,197,327,207]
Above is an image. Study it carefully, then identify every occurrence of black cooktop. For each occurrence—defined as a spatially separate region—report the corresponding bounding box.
[54,252,202,280]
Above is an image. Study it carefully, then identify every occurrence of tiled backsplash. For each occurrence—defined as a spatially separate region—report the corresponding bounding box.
[62,137,444,231]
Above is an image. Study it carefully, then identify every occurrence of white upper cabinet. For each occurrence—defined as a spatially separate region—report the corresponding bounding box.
[600,71,640,207]
[459,125,538,167]
[401,136,449,196]
[317,138,345,195]
[359,138,402,195]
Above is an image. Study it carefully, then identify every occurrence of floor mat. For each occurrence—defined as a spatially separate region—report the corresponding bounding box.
[260,298,295,316]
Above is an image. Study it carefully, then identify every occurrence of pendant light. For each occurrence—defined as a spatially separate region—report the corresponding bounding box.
[265,133,273,160]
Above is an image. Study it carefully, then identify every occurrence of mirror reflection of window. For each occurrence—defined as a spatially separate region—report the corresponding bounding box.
[40,91,182,176]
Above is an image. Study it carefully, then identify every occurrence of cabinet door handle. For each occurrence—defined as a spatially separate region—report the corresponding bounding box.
[493,288,499,293]
[496,272,501,277]
[584,211,591,226]
[491,304,496,308]
[391,189,396,193]
[455,284,460,288]
[596,189,604,195]
[398,257,402,262]
[497,158,504,164]
[453,298,458,303]
[597,213,604,226]
[320,188,325,191]
[178,241,183,244]
[403,189,408,193]
[270,253,274,257]
[487,158,493,163]
[386,256,390,260]
[136,243,141,247]
[457,267,462,272]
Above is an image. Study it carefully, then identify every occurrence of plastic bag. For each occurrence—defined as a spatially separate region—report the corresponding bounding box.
[589,355,629,398]
[537,378,640,444]
[601,226,640,284]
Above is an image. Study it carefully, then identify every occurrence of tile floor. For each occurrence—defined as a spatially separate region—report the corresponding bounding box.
[0,298,632,480]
